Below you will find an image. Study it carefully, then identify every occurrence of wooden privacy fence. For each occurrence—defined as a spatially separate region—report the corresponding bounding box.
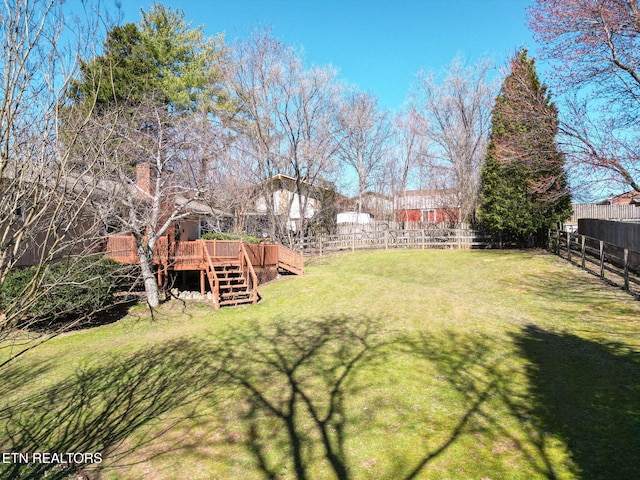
[554,230,640,296]
[569,204,640,223]
[578,219,640,252]
[300,228,492,254]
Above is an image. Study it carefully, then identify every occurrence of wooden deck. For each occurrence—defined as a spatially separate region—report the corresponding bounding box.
[105,236,304,307]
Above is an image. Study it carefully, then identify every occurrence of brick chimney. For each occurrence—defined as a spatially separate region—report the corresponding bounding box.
[136,161,153,197]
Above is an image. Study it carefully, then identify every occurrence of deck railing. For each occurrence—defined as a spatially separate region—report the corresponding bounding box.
[203,240,240,259]
[105,235,304,274]
[171,240,203,269]
[277,244,305,276]
[105,236,138,264]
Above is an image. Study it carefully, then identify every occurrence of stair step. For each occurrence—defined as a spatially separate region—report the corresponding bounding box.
[215,274,243,280]
[217,275,245,281]
[219,286,249,293]
[219,297,255,307]
[220,291,251,299]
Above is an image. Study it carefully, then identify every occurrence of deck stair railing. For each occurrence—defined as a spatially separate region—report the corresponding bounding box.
[201,240,221,308]
[277,244,305,276]
[239,243,259,304]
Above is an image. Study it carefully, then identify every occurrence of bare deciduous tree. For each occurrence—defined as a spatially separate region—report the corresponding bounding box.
[89,98,225,308]
[411,56,495,224]
[232,30,342,243]
[529,0,640,196]
[0,0,133,362]
[377,109,430,222]
[337,91,393,214]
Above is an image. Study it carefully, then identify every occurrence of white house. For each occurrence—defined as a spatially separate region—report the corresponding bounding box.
[253,174,328,232]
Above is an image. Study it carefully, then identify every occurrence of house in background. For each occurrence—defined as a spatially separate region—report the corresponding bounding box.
[134,162,232,241]
[355,191,394,221]
[598,190,640,206]
[249,174,336,236]
[336,211,373,224]
[173,196,233,240]
[335,191,394,223]
[394,189,460,225]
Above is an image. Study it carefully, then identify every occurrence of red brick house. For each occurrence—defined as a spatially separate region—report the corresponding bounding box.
[394,189,461,225]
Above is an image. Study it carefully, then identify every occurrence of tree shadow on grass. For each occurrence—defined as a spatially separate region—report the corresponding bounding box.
[2,317,591,480]
[211,316,507,480]
[401,331,562,480]
[516,270,640,324]
[0,339,220,479]
[513,325,640,480]
[0,360,53,400]
[217,316,406,480]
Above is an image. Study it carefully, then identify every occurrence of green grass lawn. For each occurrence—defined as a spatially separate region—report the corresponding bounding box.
[2,249,640,479]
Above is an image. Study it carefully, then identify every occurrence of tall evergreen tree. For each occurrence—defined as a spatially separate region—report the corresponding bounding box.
[68,3,229,113]
[478,49,571,247]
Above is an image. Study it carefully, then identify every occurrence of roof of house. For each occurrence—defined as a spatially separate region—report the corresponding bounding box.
[597,190,640,205]
[394,189,460,209]
[255,173,334,192]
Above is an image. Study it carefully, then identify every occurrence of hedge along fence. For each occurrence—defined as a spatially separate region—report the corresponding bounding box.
[553,229,640,296]
[299,228,493,255]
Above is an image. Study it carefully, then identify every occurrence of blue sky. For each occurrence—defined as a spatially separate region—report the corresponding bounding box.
[116,0,539,112]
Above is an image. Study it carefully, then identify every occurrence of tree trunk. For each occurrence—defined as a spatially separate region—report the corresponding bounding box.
[137,244,160,308]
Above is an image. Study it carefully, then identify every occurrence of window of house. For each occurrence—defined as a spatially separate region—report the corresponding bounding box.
[199,217,213,238]
[422,209,436,223]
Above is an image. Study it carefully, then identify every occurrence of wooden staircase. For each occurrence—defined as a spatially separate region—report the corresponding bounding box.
[202,243,259,308]
[215,262,257,307]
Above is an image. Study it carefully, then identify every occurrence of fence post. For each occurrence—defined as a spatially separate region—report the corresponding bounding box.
[319,235,323,256]
[599,240,605,279]
[567,231,572,262]
[352,231,355,253]
[556,229,561,255]
[624,248,630,291]
[581,235,586,269]
[385,230,389,250]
